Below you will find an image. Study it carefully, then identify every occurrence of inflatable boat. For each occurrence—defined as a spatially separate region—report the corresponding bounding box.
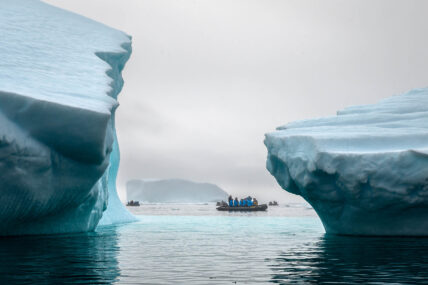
[216,204,268,211]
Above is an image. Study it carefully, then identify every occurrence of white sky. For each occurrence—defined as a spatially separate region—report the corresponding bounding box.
[45,0,428,203]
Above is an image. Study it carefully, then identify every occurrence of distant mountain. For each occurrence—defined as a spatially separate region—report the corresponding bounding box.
[127,179,229,203]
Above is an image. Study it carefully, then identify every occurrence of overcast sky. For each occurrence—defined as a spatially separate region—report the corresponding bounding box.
[45,0,428,203]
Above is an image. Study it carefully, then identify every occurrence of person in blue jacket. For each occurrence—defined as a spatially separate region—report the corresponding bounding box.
[239,199,244,206]
[228,195,233,207]
[243,199,247,207]
[234,197,239,207]
[247,198,253,207]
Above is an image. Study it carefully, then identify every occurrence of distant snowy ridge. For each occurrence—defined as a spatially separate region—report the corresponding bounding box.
[127,179,229,203]
[0,0,135,235]
[265,88,428,236]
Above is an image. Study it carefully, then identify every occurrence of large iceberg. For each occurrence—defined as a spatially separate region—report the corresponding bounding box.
[265,88,428,236]
[0,0,135,236]
[127,179,229,203]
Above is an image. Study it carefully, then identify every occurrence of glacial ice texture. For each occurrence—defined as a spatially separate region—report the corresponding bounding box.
[127,179,229,203]
[265,88,428,236]
[0,0,135,235]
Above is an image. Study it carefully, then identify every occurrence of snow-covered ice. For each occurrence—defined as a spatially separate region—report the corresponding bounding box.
[265,88,428,236]
[127,179,229,203]
[0,0,135,235]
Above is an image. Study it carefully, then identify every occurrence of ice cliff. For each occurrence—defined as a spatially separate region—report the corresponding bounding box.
[0,0,135,236]
[127,179,229,203]
[265,88,428,236]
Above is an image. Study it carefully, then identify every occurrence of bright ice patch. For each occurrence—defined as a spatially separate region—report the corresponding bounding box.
[265,88,428,236]
[0,0,135,235]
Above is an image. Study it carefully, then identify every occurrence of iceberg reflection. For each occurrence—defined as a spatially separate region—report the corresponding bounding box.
[0,226,120,284]
[270,235,428,283]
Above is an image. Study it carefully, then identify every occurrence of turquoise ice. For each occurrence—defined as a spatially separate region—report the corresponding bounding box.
[0,0,135,235]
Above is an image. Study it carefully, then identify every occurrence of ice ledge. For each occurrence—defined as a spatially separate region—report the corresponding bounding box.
[265,88,428,236]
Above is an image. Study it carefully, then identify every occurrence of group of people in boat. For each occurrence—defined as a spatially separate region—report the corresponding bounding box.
[227,195,258,207]
[126,200,140,206]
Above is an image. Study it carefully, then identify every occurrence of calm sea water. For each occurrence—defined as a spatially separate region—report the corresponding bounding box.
[1,204,428,284]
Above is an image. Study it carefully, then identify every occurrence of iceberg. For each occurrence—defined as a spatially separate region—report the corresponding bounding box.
[127,179,229,203]
[0,0,135,236]
[265,88,428,236]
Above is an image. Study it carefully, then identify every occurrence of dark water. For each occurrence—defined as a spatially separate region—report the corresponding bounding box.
[0,205,427,284]
[0,228,120,284]
[269,236,428,284]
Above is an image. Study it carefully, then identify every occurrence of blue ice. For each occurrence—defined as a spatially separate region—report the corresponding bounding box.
[0,0,135,235]
[265,88,428,236]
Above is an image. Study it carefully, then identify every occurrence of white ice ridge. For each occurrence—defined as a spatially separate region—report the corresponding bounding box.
[0,0,135,236]
[265,88,428,236]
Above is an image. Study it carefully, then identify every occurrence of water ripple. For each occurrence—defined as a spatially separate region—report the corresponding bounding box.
[0,205,427,284]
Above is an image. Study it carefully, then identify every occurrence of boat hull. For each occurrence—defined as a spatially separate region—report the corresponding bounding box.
[216,204,268,211]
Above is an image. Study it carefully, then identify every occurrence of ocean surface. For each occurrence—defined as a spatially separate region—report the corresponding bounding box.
[1,203,428,284]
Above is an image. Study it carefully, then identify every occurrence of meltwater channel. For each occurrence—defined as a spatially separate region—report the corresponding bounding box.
[1,204,428,284]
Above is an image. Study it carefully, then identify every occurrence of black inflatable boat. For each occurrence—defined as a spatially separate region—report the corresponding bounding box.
[216,204,268,211]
